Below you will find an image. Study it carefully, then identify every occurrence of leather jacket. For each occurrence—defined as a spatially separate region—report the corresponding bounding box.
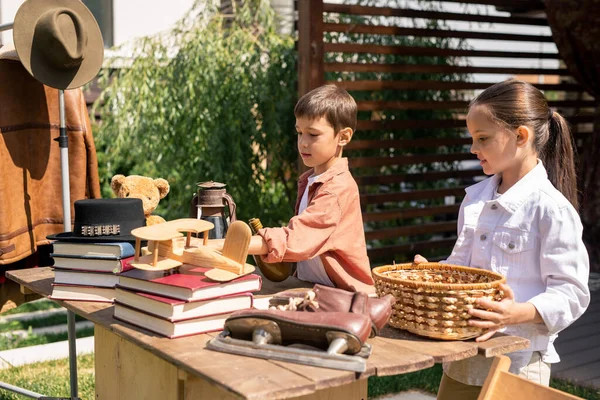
[0,46,101,264]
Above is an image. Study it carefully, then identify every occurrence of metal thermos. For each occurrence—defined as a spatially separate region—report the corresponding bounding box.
[190,181,237,239]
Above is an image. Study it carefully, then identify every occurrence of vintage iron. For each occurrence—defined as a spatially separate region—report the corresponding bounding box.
[190,181,237,239]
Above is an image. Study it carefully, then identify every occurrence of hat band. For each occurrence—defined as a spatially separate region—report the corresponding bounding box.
[81,225,121,237]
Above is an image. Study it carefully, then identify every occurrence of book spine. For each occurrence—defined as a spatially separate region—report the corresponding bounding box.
[117,256,136,273]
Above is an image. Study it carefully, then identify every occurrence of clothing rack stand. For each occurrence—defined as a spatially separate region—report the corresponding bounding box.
[0,22,79,400]
[0,22,14,32]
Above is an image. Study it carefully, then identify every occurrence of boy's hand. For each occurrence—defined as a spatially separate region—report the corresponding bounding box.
[413,254,428,264]
[248,235,269,255]
[467,283,542,342]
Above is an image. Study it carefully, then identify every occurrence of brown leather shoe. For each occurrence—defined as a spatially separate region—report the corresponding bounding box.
[269,284,395,337]
[225,309,371,355]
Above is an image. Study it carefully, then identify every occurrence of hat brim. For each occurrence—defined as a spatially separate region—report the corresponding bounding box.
[47,232,139,244]
[13,0,104,90]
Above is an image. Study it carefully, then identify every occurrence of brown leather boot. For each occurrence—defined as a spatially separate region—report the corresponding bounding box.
[269,284,395,337]
[225,308,371,355]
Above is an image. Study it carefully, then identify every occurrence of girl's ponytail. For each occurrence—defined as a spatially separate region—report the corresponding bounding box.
[543,111,578,210]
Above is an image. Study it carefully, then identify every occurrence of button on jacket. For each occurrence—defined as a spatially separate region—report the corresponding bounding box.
[258,158,375,293]
[445,161,590,359]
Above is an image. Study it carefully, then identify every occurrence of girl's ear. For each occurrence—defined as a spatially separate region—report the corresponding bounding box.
[516,125,532,147]
[338,127,353,147]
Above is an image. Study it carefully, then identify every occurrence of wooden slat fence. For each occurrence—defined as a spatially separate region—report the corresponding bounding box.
[298,0,596,265]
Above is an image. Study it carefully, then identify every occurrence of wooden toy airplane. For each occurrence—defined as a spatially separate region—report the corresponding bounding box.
[130,218,254,281]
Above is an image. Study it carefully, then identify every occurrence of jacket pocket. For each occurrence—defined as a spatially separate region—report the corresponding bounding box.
[492,230,535,279]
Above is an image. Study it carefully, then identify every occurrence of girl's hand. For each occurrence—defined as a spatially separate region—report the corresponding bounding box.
[468,283,541,342]
[414,254,428,264]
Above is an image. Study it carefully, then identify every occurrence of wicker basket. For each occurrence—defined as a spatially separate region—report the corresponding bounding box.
[372,262,506,341]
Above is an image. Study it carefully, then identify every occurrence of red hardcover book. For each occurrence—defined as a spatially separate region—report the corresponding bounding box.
[117,264,262,301]
[114,287,253,321]
[113,302,230,338]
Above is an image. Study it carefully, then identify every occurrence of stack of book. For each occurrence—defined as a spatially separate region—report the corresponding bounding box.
[114,264,262,338]
[50,241,136,303]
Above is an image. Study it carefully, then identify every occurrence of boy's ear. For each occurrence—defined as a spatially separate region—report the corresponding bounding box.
[516,125,532,147]
[337,127,353,147]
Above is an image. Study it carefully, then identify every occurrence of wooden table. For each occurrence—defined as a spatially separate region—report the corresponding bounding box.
[6,267,530,400]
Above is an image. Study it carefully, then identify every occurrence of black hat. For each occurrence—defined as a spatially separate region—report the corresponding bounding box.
[47,198,146,243]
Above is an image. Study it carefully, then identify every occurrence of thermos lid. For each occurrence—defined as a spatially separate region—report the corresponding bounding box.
[197,181,226,189]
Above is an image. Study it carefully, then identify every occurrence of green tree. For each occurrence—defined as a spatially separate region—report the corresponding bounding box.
[94,0,297,226]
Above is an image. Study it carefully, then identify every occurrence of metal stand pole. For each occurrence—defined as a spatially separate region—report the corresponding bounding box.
[57,89,79,400]
[54,89,71,228]
[67,310,78,399]
[0,22,14,32]
[0,382,44,399]
[58,91,71,228]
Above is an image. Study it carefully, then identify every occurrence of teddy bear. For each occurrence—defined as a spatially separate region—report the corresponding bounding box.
[111,174,170,226]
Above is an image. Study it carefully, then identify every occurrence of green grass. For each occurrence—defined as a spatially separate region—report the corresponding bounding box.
[0,313,87,334]
[368,364,444,398]
[0,300,61,316]
[368,365,600,399]
[0,354,95,400]
[551,378,600,400]
[0,327,95,352]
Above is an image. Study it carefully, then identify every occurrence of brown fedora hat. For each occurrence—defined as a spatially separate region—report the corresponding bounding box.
[13,0,104,90]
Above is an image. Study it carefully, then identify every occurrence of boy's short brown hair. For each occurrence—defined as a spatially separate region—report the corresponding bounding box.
[294,84,357,134]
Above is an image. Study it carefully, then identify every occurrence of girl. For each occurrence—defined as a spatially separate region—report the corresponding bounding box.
[415,79,590,399]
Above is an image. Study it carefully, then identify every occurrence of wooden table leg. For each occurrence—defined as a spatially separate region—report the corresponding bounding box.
[19,285,34,295]
[291,378,367,400]
[95,325,180,400]
[0,281,40,313]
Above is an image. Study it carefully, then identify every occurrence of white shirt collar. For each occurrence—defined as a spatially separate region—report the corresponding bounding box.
[465,161,548,214]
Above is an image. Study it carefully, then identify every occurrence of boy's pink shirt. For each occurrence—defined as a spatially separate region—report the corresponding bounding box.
[258,158,375,293]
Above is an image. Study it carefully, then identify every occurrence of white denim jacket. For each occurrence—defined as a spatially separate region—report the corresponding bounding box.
[443,161,590,384]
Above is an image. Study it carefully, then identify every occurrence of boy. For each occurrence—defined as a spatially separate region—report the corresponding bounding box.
[250,84,374,293]
[208,85,373,292]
